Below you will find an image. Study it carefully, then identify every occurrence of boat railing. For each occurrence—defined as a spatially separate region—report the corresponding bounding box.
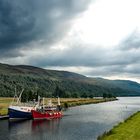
[10,102,37,107]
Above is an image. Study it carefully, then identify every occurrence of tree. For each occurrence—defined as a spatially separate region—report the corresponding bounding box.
[81,93,88,98]
[103,93,116,98]
[53,86,63,97]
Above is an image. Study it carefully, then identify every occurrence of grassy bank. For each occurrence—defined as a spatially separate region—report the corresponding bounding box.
[98,111,140,140]
[0,98,13,115]
[0,97,117,116]
[52,98,117,107]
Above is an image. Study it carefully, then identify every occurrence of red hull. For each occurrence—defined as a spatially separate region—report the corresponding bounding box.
[31,110,63,120]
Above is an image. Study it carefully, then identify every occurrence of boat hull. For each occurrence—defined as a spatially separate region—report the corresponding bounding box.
[31,110,63,120]
[8,106,33,120]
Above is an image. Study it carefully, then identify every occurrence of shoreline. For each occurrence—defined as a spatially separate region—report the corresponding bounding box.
[61,98,117,108]
[97,111,140,140]
[0,97,117,116]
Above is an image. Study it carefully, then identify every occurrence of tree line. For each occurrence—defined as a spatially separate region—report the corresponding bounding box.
[0,74,117,99]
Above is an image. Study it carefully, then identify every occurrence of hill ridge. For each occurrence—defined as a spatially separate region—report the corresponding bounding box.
[0,63,140,97]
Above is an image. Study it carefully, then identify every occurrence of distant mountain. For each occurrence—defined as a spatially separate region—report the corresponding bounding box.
[0,63,140,97]
[0,63,85,79]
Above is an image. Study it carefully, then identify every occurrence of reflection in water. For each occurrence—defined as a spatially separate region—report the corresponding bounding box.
[32,119,61,134]
[31,119,63,140]
[1,97,140,140]
[0,120,9,140]
[8,118,62,140]
[9,120,32,140]
[9,119,30,128]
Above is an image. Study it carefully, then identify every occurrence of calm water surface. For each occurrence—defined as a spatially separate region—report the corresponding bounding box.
[0,97,140,140]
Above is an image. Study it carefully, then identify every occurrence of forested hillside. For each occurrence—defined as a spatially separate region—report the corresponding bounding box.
[0,63,140,97]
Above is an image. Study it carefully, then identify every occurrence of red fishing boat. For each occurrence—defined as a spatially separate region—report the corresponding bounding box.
[31,97,63,120]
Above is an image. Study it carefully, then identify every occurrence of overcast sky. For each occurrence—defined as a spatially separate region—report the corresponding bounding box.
[0,0,140,82]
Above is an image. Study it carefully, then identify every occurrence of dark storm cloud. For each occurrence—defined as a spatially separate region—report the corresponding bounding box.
[0,0,91,56]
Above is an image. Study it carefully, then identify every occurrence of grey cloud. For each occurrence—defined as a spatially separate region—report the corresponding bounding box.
[120,30,140,50]
[27,45,108,67]
[2,33,140,80]
[82,63,140,78]
[0,0,91,56]
[30,44,140,68]
[1,0,140,81]
[23,38,140,79]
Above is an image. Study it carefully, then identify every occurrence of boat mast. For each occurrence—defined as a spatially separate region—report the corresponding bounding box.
[42,97,45,109]
[16,89,24,104]
[37,95,40,107]
[58,97,61,106]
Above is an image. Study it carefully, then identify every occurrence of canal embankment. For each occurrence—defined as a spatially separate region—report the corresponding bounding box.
[98,111,140,140]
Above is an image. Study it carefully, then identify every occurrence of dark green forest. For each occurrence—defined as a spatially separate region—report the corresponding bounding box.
[0,63,140,98]
[0,73,114,98]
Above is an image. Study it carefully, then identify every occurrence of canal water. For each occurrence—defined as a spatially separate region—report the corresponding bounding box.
[0,97,140,140]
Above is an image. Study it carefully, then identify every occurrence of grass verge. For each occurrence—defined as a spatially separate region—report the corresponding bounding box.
[0,97,13,116]
[97,111,140,140]
[45,98,117,108]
